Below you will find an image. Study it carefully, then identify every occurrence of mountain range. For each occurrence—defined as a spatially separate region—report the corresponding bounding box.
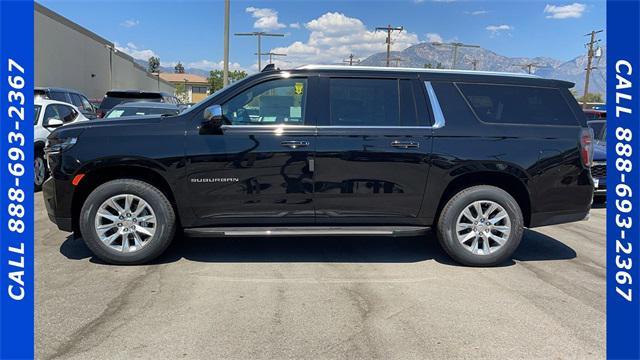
[359,42,606,97]
[137,42,606,97]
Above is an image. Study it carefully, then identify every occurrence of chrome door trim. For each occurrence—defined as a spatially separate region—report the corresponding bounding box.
[424,81,446,129]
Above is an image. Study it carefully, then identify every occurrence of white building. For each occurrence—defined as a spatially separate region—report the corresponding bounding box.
[35,2,174,100]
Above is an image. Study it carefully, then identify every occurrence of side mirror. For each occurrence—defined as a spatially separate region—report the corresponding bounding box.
[45,118,64,128]
[203,105,224,128]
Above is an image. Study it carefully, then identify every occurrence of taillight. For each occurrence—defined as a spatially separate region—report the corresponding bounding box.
[580,127,594,167]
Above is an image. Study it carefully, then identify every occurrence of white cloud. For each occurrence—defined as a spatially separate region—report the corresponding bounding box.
[289,22,301,29]
[246,7,286,30]
[485,24,512,36]
[269,12,419,68]
[115,42,157,61]
[544,3,586,19]
[186,60,245,72]
[120,19,139,28]
[425,33,443,43]
[465,10,489,15]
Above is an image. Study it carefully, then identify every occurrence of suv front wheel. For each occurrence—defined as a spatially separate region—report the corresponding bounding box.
[79,179,176,265]
[437,185,524,266]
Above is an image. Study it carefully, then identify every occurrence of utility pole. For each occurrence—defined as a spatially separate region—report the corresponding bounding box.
[432,41,480,69]
[375,25,403,67]
[391,57,404,67]
[235,31,285,71]
[343,53,360,66]
[582,29,603,108]
[254,51,286,64]
[223,0,230,86]
[513,62,539,74]
[469,59,479,70]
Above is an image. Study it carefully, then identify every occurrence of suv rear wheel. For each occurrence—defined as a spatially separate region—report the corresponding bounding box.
[79,179,176,264]
[437,185,524,266]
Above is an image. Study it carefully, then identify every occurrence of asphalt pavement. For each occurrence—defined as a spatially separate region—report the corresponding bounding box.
[35,195,606,359]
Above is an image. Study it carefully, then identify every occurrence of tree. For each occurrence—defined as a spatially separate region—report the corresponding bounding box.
[174,62,185,74]
[175,82,189,103]
[579,93,604,104]
[208,69,248,92]
[148,56,160,73]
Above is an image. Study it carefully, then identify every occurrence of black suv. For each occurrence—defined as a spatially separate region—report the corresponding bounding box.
[43,65,594,266]
[96,90,180,118]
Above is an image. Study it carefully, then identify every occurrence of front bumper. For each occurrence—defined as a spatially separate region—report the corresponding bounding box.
[42,176,74,232]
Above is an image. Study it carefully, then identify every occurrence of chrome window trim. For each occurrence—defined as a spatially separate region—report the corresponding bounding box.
[424,81,446,129]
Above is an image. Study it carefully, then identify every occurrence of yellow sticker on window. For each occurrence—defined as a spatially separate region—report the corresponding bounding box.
[294,82,304,95]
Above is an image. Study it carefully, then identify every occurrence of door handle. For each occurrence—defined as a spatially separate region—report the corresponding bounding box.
[391,140,420,149]
[280,140,310,149]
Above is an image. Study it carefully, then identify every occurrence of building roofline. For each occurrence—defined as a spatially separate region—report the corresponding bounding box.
[295,64,540,79]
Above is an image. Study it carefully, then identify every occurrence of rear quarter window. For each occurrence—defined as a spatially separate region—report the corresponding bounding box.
[457,83,578,126]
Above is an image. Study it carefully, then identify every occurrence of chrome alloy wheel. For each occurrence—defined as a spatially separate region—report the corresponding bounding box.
[34,156,46,186]
[94,194,157,253]
[455,200,511,255]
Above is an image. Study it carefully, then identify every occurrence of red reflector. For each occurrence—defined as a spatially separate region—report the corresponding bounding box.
[72,174,85,186]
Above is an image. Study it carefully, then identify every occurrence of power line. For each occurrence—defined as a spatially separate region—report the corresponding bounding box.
[375,25,404,67]
[343,53,360,66]
[235,31,285,70]
[254,51,286,64]
[432,42,480,69]
[582,29,603,108]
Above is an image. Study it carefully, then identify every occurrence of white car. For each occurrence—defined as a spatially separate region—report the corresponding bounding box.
[34,98,88,190]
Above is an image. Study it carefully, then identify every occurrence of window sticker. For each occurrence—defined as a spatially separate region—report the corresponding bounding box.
[294,82,304,95]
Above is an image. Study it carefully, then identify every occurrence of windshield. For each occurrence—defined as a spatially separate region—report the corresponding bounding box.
[34,105,42,125]
[105,107,179,118]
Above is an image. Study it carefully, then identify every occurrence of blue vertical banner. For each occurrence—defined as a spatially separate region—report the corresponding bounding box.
[0,0,35,359]
[607,0,640,359]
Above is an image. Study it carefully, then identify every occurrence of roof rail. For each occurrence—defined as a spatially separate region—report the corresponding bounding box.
[295,64,540,78]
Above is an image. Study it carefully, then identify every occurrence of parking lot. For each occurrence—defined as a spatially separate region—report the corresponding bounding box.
[35,194,606,359]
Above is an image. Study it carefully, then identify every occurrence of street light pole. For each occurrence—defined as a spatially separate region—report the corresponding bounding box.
[223,0,230,86]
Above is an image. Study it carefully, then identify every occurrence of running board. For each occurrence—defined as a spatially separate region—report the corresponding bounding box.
[184,226,430,237]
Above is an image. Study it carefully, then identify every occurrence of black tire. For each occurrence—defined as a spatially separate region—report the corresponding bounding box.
[34,150,48,192]
[79,179,176,265]
[436,185,524,266]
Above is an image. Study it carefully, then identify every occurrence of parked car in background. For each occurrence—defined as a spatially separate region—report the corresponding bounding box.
[583,108,606,121]
[35,87,97,119]
[43,65,595,266]
[34,98,88,190]
[588,118,606,201]
[96,90,179,118]
[104,102,181,119]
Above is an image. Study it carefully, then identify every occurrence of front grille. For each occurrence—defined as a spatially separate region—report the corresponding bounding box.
[591,163,606,178]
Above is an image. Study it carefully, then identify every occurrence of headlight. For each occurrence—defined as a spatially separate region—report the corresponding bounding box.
[45,137,77,154]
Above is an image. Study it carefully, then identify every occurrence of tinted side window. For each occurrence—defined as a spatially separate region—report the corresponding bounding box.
[457,83,577,126]
[222,78,307,125]
[49,91,68,102]
[330,78,399,126]
[69,93,84,108]
[43,104,61,126]
[56,105,77,123]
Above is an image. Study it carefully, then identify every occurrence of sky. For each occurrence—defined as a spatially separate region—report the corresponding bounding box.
[38,0,606,73]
